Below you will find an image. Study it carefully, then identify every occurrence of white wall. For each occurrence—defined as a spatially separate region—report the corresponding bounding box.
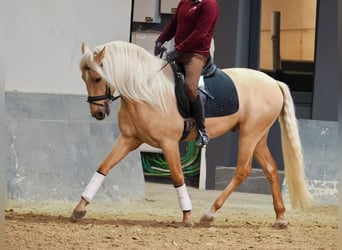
[5,0,132,95]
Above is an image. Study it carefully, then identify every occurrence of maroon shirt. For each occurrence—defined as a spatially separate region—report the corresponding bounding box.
[157,0,219,56]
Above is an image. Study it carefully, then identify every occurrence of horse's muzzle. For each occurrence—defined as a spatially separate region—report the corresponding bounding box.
[93,111,106,120]
[92,102,110,120]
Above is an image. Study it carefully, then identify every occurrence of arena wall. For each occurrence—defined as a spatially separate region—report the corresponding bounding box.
[5,92,145,201]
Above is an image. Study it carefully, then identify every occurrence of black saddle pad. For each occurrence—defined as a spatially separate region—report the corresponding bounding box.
[203,68,239,117]
[172,61,239,119]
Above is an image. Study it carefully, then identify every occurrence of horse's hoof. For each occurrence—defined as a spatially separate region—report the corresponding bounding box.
[273,219,289,229]
[182,222,193,228]
[70,210,87,222]
[199,211,216,225]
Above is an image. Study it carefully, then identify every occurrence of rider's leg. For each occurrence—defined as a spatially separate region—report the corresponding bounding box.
[190,94,209,146]
[177,53,209,146]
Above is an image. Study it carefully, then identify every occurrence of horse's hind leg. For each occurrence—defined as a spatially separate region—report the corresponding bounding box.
[200,134,256,224]
[254,134,288,229]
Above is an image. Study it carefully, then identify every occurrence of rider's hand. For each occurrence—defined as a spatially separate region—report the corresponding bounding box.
[154,41,166,57]
[166,49,178,62]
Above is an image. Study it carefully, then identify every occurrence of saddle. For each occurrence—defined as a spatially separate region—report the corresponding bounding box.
[169,58,239,141]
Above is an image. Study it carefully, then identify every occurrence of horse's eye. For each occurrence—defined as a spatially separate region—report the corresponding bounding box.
[94,77,102,83]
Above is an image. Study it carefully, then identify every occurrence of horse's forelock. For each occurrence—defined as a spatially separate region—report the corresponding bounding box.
[79,49,111,84]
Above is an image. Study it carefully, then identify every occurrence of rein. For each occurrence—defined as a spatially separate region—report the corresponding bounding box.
[159,60,169,71]
[87,85,121,107]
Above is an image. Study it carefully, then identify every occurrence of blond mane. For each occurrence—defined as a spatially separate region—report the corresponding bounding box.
[79,41,175,113]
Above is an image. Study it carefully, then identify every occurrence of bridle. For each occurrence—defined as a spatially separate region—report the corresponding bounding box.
[83,64,121,107]
[86,85,121,107]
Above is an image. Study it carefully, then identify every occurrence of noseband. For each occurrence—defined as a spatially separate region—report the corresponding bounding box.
[87,85,121,107]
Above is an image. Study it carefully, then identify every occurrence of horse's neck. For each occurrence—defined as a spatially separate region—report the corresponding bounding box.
[120,96,179,124]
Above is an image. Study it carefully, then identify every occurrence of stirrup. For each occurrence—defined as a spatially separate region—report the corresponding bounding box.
[195,130,209,147]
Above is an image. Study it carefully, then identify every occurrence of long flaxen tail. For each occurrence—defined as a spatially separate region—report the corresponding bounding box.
[277,81,312,209]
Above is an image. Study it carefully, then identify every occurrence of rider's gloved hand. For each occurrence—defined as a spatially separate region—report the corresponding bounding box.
[166,49,178,62]
[154,41,166,57]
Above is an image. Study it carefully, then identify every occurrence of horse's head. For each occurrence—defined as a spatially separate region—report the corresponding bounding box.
[80,43,115,120]
[80,40,175,119]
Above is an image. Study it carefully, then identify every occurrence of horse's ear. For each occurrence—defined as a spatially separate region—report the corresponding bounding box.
[82,42,90,54]
[94,46,106,64]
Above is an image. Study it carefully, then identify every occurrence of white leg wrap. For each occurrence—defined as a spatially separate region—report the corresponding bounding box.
[82,171,105,202]
[175,184,192,211]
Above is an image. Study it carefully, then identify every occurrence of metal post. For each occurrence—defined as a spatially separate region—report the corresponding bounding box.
[271,11,281,71]
[198,146,207,190]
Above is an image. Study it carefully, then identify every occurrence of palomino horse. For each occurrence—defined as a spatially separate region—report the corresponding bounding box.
[71,41,311,228]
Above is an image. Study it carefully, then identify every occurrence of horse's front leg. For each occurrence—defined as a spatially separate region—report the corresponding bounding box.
[71,135,141,221]
[162,142,192,227]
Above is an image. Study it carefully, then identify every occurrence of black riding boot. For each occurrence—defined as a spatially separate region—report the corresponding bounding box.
[190,95,209,147]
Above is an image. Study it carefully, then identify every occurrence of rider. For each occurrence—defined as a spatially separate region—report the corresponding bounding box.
[154,0,219,147]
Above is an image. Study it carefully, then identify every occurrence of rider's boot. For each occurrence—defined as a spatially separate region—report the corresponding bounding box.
[190,95,209,147]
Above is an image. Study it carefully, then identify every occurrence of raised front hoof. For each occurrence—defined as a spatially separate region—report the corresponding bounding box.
[273,219,289,229]
[199,211,216,225]
[70,210,87,222]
